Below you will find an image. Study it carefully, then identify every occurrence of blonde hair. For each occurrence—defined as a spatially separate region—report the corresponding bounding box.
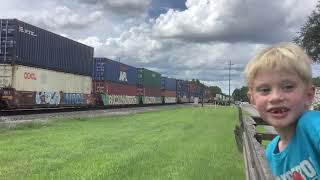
[244,42,312,88]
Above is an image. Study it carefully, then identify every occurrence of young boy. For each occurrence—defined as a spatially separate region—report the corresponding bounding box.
[244,42,320,179]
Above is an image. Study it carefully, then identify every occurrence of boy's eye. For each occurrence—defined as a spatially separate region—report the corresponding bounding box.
[282,84,295,91]
[257,87,271,94]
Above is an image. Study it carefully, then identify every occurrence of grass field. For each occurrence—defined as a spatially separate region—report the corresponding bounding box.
[0,107,244,180]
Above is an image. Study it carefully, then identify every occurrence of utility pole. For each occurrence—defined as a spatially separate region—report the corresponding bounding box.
[228,60,231,105]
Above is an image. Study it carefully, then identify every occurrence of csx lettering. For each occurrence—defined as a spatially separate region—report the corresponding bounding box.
[24,72,37,80]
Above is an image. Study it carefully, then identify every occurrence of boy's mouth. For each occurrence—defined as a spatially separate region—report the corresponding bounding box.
[267,107,289,118]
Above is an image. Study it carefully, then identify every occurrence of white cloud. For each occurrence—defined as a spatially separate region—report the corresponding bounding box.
[1,0,318,94]
[152,0,316,43]
[23,6,103,30]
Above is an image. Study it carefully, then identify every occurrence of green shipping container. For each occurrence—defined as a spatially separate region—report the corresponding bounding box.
[138,68,161,88]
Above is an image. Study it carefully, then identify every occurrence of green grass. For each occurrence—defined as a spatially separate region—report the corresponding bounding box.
[0,107,244,180]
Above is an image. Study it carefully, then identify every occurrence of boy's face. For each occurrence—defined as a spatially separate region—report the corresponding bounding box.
[248,69,314,129]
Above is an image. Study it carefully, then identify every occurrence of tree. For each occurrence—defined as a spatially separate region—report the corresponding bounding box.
[208,86,222,97]
[294,1,320,62]
[232,86,249,102]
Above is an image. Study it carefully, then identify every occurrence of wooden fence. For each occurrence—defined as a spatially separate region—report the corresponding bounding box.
[234,106,276,180]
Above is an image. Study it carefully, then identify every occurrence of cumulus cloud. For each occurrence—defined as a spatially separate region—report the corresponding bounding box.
[152,0,315,43]
[76,0,317,93]
[75,0,150,16]
[2,0,316,93]
[23,6,103,30]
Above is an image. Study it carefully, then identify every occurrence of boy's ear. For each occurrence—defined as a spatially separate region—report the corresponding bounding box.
[247,91,255,106]
[305,85,315,109]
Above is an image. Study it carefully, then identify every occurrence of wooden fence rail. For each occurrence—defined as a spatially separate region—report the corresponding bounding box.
[234,106,276,180]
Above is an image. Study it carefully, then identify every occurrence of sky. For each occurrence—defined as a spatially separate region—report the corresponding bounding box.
[1,0,319,94]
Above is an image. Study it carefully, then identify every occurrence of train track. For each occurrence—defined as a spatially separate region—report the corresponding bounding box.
[0,106,92,116]
[0,104,188,119]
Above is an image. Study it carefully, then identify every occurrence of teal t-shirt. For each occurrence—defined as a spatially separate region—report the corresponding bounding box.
[266,111,320,179]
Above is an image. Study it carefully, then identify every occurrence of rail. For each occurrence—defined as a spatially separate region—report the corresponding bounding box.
[234,106,276,180]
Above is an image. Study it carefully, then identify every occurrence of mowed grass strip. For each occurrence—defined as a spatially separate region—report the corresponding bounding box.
[0,107,244,180]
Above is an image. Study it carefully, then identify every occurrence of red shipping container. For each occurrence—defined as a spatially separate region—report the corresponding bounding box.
[143,86,161,97]
[92,81,136,96]
[164,90,176,97]
[189,82,197,93]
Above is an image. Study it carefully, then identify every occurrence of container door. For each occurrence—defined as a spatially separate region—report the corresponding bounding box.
[0,64,13,88]
[0,19,15,63]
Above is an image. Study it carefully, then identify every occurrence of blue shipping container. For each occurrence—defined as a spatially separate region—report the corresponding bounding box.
[161,77,176,91]
[176,79,189,97]
[0,19,93,76]
[93,57,137,85]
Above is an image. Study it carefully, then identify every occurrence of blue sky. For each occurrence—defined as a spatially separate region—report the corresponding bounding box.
[0,0,318,94]
[149,0,187,17]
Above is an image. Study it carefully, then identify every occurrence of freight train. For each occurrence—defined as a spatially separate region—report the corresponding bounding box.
[0,19,211,110]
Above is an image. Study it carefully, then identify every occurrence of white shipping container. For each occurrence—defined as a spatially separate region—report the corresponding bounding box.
[164,97,176,103]
[0,64,92,93]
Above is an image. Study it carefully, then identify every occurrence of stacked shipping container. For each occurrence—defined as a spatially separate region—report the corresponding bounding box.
[188,82,197,103]
[0,19,93,76]
[203,89,212,103]
[92,58,138,106]
[137,68,162,104]
[0,19,214,109]
[0,19,94,109]
[176,79,189,103]
[161,77,176,104]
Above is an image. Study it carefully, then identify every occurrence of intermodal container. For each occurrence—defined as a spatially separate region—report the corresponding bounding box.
[137,84,162,104]
[138,68,161,88]
[92,80,138,106]
[176,79,189,97]
[163,90,176,97]
[92,58,137,85]
[189,82,197,94]
[162,89,177,104]
[93,81,137,96]
[163,97,176,104]
[145,87,161,97]
[161,77,176,91]
[0,19,93,76]
[0,64,92,109]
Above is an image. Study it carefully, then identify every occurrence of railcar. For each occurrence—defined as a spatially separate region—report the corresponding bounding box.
[92,57,139,107]
[176,79,189,103]
[161,77,177,104]
[137,68,162,104]
[0,19,94,109]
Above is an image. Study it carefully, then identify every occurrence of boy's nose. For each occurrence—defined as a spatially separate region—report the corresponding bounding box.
[269,89,284,103]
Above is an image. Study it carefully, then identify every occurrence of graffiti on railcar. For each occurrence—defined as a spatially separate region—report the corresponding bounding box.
[143,96,162,104]
[35,91,60,105]
[100,93,138,105]
[64,93,84,105]
[164,97,176,103]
